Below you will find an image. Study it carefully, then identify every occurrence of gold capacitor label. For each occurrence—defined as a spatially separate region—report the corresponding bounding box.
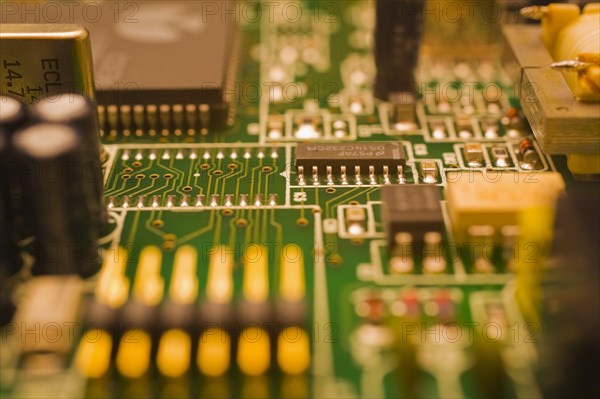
[0,24,94,103]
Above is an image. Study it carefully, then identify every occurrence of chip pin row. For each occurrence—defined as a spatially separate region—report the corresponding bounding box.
[297,164,405,186]
[98,104,212,136]
[107,193,278,209]
[119,148,280,161]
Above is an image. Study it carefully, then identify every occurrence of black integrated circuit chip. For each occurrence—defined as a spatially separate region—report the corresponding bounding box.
[90,1,237,132]
[295,142,406,175]
[2,1,238,133]
[381,185,444,250]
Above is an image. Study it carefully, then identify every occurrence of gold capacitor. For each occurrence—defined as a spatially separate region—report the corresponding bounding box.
[277,327,310,375]
[197,327,231,377]
[243,245,269,303]
[133,245,164,306]
[96,246,130,308]
[279,244,305,302]
[206,245,234,304]
[156,329,192,378]
[169,245,198,305]
[237,326,271,376]
[116,329,152,378]
[75,329,113,379]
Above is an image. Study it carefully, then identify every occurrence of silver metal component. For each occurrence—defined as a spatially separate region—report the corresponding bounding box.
[269,193,278,206]
[354,165,362,185]
[491,146,510,167]
[180,195,189,207]
[397,165,406,184]
[465,143,484,167]
[166,195,175,208]
[340,166,348,185]
[152,195,161,208]
[326,166,334,186]
[210,194,219,207]
[481,118,499,139]
[224,194,233,207]
[383,166,391,185]
[297,165,306,186]
[239,194,248,207]
[312,166,320,186]
[519,6,547,21]
[137,195,146,208]
[551,60,596,72]
[468,225,496,274]
[501,225,520,271]
[423,232,446,274]
[420,162,438,184]
[346,207,366,236]
[369,166,377,185]
[122,195,130,209]
[195,194,205,207]
[390,232,414,274]
[120,105,132,132]
[254,194,263,207]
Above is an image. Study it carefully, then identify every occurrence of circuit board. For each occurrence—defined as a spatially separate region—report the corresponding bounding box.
[1,1,599,399]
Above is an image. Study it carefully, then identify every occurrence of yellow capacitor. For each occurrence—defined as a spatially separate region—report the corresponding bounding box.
[116,329,152,378]
[237,326,271,376]
[515,206,556,325]
[277,327,310,375]
[169,245,198,305]
[156,329,191,378]
[197,328,231,377]
[75,329,113,379]
[133,246,164,306]
[206,245,234,304]
[243,245,269,304]
[279,244,305,302]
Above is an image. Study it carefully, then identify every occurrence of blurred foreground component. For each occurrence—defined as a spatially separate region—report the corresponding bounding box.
[537,187,600,399]
[503,3,600,179]
[374,0,424,128]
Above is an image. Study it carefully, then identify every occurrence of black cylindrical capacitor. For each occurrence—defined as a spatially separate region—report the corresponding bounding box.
[0,268,16,327]
[31,94,107,232]
[0,96,28,274]
[11,123,101,276]
[374,0,425,101]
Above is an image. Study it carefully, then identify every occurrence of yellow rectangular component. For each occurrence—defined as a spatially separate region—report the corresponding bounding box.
[0,24,94,103]
[446,171,565,241]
